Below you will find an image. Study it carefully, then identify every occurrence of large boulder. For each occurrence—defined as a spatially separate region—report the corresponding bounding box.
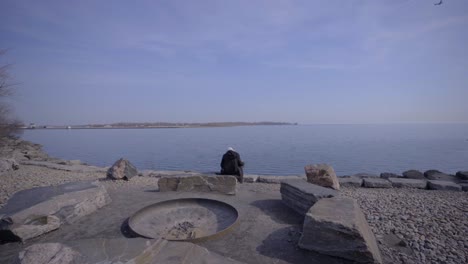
[280,179,338,216]
[0,181,111,243]
[388,178,427,189]
[158,175,237,195]
[107,158,138,180]
[16,243,86,264]
[299,197,382,264]
[402,170,425,179]
[427,180,462,191]
[363,178,392,188]
[338,177,363,187]
[304,164,340,190]
[456,171,468,181]
[0,158,19,174]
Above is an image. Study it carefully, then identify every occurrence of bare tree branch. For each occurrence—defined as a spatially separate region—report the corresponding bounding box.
[0,50,23,139]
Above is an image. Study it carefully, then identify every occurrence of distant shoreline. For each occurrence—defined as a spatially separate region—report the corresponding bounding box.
[23,122,298,130]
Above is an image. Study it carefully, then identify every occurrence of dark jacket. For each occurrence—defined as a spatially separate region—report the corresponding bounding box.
[220,150,244,177]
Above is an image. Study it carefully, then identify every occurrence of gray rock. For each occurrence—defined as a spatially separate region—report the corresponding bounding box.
[425,172,457,182]
[257,175,306,184]
[299,197,382,264]
[0,181,111,242]
[304,164,340,190]
[363,178,392,188]
[16,243,86,264]
[280,179,338,216]
[402,170,425,179]
[388,178,428,189]
[353,173,379,179]
[107,158,138,180]
[158,175,237,195]
[380,172,401,179]
[243,174,259,183]
[0,158,19,174]
[338,177,363,187]
[424,169,441,178]
[456,171,468,180]
[460,183,468,192]
[428,180,462,191]
[4,215,61,242]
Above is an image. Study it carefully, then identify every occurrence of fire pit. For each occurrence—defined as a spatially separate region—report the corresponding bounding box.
[128,198,239,242]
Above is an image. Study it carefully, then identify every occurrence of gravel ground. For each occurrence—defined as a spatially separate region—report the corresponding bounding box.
[1,164,467,264]
[341,187,468,264]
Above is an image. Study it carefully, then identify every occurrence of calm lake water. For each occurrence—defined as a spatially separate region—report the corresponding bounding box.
[21,124,468,176]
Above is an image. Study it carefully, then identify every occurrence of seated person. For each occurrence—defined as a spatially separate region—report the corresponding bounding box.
[220,147,245,183]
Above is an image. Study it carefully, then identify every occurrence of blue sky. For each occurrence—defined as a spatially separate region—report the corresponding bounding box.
[1,0,467,125]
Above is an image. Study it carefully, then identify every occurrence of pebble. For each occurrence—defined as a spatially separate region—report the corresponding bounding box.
[341,187,468,264]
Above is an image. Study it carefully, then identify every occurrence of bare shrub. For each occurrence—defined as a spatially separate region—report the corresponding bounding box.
[0,50,23,139]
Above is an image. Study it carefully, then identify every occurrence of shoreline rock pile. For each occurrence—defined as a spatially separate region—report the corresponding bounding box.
[338,169,467,192]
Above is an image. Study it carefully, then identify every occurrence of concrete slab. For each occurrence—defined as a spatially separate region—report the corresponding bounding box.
[0,183,353,264]
[428,180,462,191]
[257,175,306,184]
[0,181,111,242]
[0,181,98,215]
[388,178,427,189]
[243,174,259,183]
[338,177,363,187]
[363,178,392,188]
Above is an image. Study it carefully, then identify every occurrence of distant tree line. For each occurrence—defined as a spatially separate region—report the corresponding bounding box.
[85,121,295,128]
[0,50,23,139]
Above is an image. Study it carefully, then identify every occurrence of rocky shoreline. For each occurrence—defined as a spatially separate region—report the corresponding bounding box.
[0,138,467,264]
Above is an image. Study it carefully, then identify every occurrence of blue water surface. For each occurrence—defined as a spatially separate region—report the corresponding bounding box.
[21,124,468,176]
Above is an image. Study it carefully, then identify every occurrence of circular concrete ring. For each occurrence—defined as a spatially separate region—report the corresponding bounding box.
[128,198,239,242]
